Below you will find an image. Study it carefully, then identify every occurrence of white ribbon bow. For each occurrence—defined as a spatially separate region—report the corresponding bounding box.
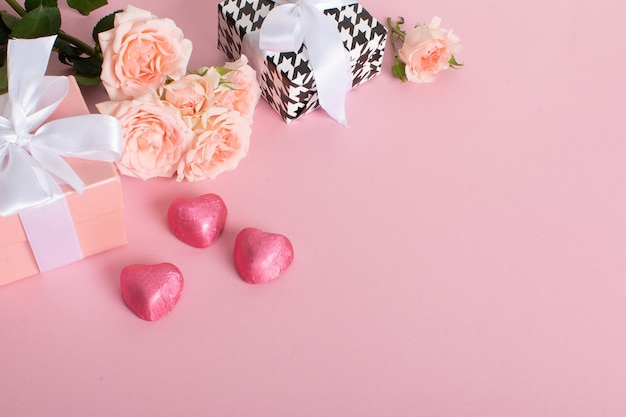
[0,36,122,217]
[256,0,354,126]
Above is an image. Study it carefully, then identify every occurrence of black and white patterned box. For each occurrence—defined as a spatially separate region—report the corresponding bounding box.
[217,0,387,123]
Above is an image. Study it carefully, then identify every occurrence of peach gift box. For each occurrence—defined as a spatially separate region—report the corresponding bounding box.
[0,77,126,286]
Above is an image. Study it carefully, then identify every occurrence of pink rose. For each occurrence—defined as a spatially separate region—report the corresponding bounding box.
[212,55,261,121]
[99,6,193,100]
[161,69,221,117]
[398,16,461,83]
[97,93,194,180]
[177,108,251,182]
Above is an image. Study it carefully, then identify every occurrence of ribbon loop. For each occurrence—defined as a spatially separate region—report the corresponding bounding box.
[257,0,354,126]
[7,36,58,122]
[0,36,123,217]
[259,3,303,52]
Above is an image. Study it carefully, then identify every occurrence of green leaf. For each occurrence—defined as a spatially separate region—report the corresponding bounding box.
[74,73,100,86]
[0,64,7,95]
[190,67,210,76]
[391,58,406,82]
[449,55,464,68]
[1,11,20,30]
[69,55,101,77]
[218,80,235,90]
[92,10,120,44]
[11,6,61,38]
[67,0,107,16]
[215,66,233,76]
[55,38,83,64]
[0,16,12,47]
[56,41,103,79]
[25,0,58,12]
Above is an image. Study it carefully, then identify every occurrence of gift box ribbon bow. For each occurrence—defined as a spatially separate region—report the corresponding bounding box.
[248,0,355,126]
[0,36,122,274]
[0,36,122,217]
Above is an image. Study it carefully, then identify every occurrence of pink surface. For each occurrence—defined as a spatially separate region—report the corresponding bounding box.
[1,0,626,416]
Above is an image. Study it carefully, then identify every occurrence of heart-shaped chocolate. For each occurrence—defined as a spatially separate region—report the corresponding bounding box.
[120,263,184,321]
[233,228,294,284]
[167,193,228,248]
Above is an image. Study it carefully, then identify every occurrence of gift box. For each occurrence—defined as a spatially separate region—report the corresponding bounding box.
[217,0,387,124]
[0,37,125,287]
[0,161,126,286]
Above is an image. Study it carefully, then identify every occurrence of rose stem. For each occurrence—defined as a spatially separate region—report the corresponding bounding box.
[386,17,404,59]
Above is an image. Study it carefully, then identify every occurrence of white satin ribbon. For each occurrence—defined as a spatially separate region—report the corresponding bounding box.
[250,0,354,126]
[0,36,123,217]
[18,192,84,272]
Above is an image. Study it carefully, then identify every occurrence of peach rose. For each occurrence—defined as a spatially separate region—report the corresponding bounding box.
[161,69,221,118]
[398,16,461,83]
[212,55,261,121]
[97,93,194,180]
[99,6,193,100]
[177,108,251,182]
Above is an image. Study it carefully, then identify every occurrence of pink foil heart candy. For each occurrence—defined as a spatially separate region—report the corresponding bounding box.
[167,193,228,248]
[234,228,294,284]
[120,263,184,321]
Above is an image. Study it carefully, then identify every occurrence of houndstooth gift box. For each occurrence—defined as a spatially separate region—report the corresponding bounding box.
[217,0,387,124]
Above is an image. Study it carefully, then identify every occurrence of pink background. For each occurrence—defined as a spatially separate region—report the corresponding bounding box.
[2,0,626,416]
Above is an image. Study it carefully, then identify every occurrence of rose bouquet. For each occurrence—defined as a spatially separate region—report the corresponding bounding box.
[95,6,261,182]
[1,2,261,181]
[387,16,462,83]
